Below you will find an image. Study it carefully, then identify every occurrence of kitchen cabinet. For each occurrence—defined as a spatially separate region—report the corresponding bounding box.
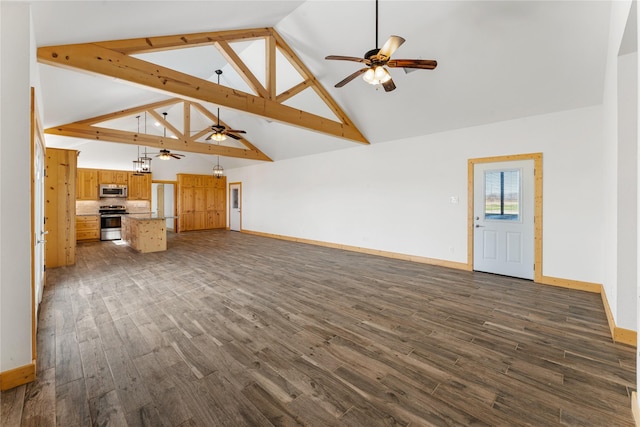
[177,173,226,232]
[45,148,77,267]
[127,172,152,200]
[121,215,166,253]
[76,215,100,241]
[99,170,128,185]
[76,168,99,200]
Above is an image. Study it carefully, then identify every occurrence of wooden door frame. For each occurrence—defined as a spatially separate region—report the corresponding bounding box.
[229,182,242,231]
[152,180,177,231]
[467,153,543,282]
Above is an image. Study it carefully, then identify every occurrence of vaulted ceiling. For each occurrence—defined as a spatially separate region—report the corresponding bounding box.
[34,1,615,171]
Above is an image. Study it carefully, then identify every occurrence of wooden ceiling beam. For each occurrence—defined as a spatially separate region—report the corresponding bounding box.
[94,28,272,55]
[214,40,268,99]
[270,30,359,129]
[266,35,276,100]
[277,80,312,104]
[147,109,184,139]
[38,42,368,144]
[45,124,272,161]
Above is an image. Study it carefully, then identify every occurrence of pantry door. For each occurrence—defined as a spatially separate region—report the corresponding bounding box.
[473,159,535,280]
[229,182,242,232]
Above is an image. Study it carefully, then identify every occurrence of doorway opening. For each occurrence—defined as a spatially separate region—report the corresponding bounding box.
[152,181,177,232]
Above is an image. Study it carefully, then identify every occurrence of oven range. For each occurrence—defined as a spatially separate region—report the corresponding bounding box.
[99,205,128,241]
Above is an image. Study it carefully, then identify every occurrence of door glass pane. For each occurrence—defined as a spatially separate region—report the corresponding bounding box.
[232,188,239,209]
[484,169,520,221]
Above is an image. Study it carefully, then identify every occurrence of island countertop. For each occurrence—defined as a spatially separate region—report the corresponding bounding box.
[121,215,166,253]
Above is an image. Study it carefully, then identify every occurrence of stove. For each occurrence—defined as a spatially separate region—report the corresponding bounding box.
[99,205,128,215]
[99,205,128,240]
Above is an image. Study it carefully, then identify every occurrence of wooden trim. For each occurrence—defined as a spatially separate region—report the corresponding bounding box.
[600,286,638,346]
[0,362,36,391]
[537,275,602,294]
[242,229,471,271]
[614,327,637,347]
[467,153,543,280]
[632,392,640,427]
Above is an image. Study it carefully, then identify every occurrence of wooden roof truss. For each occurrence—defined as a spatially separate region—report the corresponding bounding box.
[38,27,369,161]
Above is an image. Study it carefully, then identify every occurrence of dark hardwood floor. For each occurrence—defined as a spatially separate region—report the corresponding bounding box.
[1,230,636,426]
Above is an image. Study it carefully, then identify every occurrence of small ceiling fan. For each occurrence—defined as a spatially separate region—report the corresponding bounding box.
[325,0,437,92]
[154,149,185,160]
[205,70,247,142]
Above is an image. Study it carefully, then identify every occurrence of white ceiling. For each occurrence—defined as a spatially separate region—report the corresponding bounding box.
[33,0,617,171]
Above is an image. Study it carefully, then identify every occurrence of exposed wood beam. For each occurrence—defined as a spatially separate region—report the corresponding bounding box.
[38,42,368,144]
[276,80,312,104]
[266,35,276,100]
[72,98,181,126]
[94,28,272,55]
[183,101,191,139]
[270,30,360,130]
[214,40,268,99]
[45,124,272,161]
[147,110,183,140]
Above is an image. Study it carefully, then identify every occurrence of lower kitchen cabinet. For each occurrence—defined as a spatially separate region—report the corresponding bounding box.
[76,215,100,241]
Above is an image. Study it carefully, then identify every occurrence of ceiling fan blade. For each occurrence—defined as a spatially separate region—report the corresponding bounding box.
[335,68,368,88]
[226,133,242,140]
[379,36,406,59]
[225,129,246,134]
[170,154,182,159]
[382,78,396,92]
[387,59,438,69]
[325,55,371,65]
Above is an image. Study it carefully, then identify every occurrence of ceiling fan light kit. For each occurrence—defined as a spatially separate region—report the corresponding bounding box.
[325,0,437,92]
[205,69,247,142]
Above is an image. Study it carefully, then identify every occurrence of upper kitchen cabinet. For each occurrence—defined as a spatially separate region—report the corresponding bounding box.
[45,148,77,267]
[76,168,99,200]
[128,172,152,200]
[99,170,128,185]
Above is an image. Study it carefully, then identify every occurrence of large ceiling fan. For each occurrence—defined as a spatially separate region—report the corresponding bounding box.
[205,69,247,142]
[325,0,437,92]
[154,149,185,160]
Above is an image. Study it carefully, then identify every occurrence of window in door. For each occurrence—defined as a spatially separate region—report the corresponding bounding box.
[484,169,521,221]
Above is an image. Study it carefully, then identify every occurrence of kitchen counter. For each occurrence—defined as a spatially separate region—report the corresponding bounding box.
[121,215,166,253]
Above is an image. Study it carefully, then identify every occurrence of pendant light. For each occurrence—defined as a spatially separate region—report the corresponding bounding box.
[213,156,224,178]
[132,115,152,174]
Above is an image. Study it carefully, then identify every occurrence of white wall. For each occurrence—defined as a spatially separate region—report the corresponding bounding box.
[602,0,634,329]
[228,105,605,284]
[617,52,638,330]
[0,3,34,372]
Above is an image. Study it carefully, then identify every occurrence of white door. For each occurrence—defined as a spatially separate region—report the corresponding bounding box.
[34,128,46,309]
[230,183,241,232]
[473,160,534,280]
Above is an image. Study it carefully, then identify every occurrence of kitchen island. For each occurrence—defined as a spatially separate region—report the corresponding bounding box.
[121,214,166,253]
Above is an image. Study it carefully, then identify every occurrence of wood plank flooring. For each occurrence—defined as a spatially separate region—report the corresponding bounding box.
[1,230,636,426]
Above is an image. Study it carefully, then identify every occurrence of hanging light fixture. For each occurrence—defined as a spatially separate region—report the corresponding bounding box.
[132,115,152,174]
[213,156,224,178]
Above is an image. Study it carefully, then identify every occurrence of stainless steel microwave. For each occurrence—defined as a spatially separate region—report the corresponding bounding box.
[99,184,127,198]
